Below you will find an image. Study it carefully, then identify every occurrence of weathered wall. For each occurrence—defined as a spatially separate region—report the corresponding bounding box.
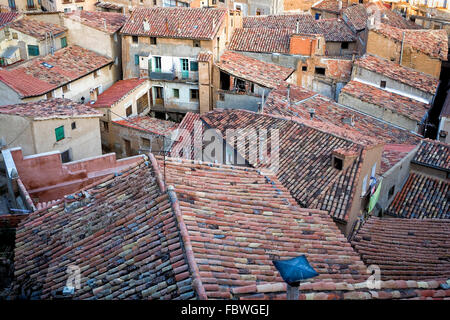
[325,41,357,57]
[338,92,421,132]
[366,30,442,78]
[31,117,102,161]
[0,114,35,155]
[0,82,22,106]
[215,90,262,112]
[438,116,450,143]
[283,0,316,11]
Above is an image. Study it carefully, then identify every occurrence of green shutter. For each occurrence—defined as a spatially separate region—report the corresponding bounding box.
[135,54,139,65]
[55,126,65,141]
[190,61,198,71]
[61,37,67,48]
[27,45,39,56]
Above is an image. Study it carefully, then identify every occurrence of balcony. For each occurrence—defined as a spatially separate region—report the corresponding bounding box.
[149,70,198,82]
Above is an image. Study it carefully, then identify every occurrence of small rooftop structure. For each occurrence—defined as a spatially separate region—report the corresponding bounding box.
[91,78,147,108]
[112,116,178,136]
[8,18,67,40]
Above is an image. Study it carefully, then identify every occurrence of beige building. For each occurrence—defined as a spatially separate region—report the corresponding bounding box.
[120,7,242,119]
[0,45,114,105]
[0,98,102,161]
[63,10,127,82]
[0,0,40,11]
[89,78,152,151]
[40,0,97,13]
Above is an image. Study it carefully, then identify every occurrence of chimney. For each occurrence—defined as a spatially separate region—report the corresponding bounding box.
[287,84,291,105]
[308,108,315,120]
[165,18,169,33]
[143,18,150,32]
[296,18,299,33]
[103,18,107,31]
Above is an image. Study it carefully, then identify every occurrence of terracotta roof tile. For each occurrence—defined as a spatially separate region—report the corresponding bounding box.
[9,18,67,40]
[197,51,212,62]
[265,83,422,146]
[343,4,368,31]
[215,51,294,89]
[365,2,422,30]
[352,217,450,280]
[313,0,349,14]
[228,28,292,54]
[0,46,113,97]
[200,109,366,221]
[95,1,124,10]
[65,10,127,34]
[0,11,19,28]
[387,172,449,219]
[380,144,416,175]
[113,116,178,136]
[0,98,101,120]
[121,7,227,40]
[354,54,439,95]
[413,139,450,171]
[341,81,431,122]
[372,23,448,61]
[170,112,202,159]
[243,13,318,34]
[316,18,356,42]
[91,78,147,108]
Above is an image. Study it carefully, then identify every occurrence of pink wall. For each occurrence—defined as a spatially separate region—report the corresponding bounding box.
[11,148,144,203]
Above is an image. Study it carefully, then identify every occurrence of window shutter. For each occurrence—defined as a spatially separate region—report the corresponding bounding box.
[190,61,198,71]
[27,45,39,57]
[61,37,67,48]
[134,54,139,65]
[55,126,65,141]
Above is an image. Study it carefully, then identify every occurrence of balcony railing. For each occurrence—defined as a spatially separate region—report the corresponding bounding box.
[149,70,198,82]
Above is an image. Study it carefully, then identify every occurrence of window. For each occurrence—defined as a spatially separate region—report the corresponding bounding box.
[150,37,157,45]
[388,185,395,199]
[61,149,71,163]
[173,88,179,98]
[193,40,200,47]
[126,106,132,117]
[315,67,325,75]
[12,32,17,39]
[61,37,67,48]
[94,70,100,78]
[302,65,307,72]
[71,122,76,130]
[190,61,198,71]
[218,93,225,101]
[62,84,70,93]
[27,0,35,8]
[101,120,109,132]
[77,6,83,10]
[132,36,138,44]
[341,42,349,49]
[332,156,343,170]
[153,0,156,4]
[315,13,321,20]
[190,89,199,101]
[380,80,386,88]
[134,54,139,65]
[154,56,161,72]
[141,137,150,150]
[27,45,39,57]
[8,0,16,10]
[46,91,53,99]
[64,8,71,13]
[55,126,65,142]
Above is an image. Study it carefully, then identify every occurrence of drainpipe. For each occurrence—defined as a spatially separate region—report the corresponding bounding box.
[399,31,405,65]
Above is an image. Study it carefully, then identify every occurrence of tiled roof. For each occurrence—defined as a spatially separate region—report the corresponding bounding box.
[197,51,212,62]
[65,10,127,34]
[158,157,369,292]
[113,116,178,136]
[243,13,318,34]
[170,112,201,159]
[228,28,292,54]
[265,83,422,146]
[12,159,198,300]
[9,18,67,40]
[312,0,349,14]
[352,217,450,281]
[380,144,417,175]
[354,54,439,95]
[340,81,431,122]
[0,98,101,120]
[365,2,421,30]
[372,23,448,61]
[95,1,124,10]
[316,18,356,42]
[412,139,450,171]
[232,278,450,300]
[343,4,368,31]
[215,51,294,89]
[0,46,113,97]
[201,109,366,221]
[120,7,227,40]
[12,154,370,300]
[91,78,147,108]
[0,12,19,28]
[387,172,449,219]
